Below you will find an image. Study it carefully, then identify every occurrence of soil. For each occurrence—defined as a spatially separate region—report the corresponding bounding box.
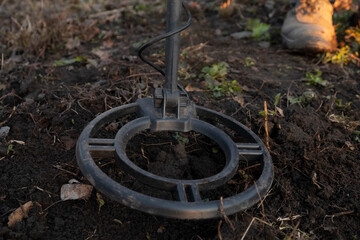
[1,1,360,240]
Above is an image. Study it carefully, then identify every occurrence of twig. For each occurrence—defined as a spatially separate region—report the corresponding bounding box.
[242,163,261,172]
[241,217,272,240]
[34,186,58,198]
[264,101,270,151]
[254,181,265,219]
[140,147,150,166]
[185,148,202,154]
[287,221,300,240]
[0,156,5,161]
[218,220,223,240]
[43,200,63,212]
[1,53,4,72]
[309,127,319,151]
[53,165,78,177]
[220,197,235,231]
[89,7,127,18]
[0,90,22,102]
[141,142,173,147]
[277,215,301,222]
[99,160,116,168]
[115,72,162,82]
[0,106,17,127]
[84,229,97,240]
[325,210,355,223]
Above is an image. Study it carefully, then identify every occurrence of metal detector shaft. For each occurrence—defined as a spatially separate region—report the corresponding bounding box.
[165,0,182,96]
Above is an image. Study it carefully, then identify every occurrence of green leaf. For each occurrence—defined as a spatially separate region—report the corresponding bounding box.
[7,144,14,155]
[53,56,87,67]
[96,193,105,213]
[274,93,281,108]
[246,19,271,41]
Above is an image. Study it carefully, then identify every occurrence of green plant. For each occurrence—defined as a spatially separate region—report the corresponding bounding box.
[334,98,352,109]
[345,26,360,50]
[323,15,360,66]
[305,69,329,87]
[200,62,229,82]
[354,131,360,143]
[173,132,189,144]
[212,80,241,98]
[178,63,196,81]
[288,91,316,105]
[53,56,87,67]
[259,93,281,116]
[324,46,352,65]
[7,144,15,155]
[333,11,352,39]
[246,19,271,41]
[200,62,241,97]
[96,193,105,213]
[244,57,255,67]
[134,4,147,11]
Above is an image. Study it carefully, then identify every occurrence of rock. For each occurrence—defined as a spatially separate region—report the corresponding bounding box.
[0,126,10,139]
[60,179,93,201]
[258,41,271,48]
[230,31,252,40]
[24,98,35,106]
[215,29,222,37]
[265,0,275,10]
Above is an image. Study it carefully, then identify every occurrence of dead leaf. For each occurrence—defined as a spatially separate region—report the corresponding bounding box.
[60,179,93,200]
[276,107,284,117]
[8,201,34,228]
[83,25,100,41]
[345,141,355,151]
[232,96,245,107]
[65,37,81,50]
[102,39,114,49]
[92,49,111,62]
[185,85,204,92]
[0,83,6,91]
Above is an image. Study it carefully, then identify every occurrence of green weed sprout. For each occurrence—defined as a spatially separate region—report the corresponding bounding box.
[173,132,189,144]
[246,19,271,41]
[259,93,281,116]
[306,69,329,87]
[200,62,241,98]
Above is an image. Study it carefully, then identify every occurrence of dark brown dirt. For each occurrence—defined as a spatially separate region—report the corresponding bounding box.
[1,1,360,240]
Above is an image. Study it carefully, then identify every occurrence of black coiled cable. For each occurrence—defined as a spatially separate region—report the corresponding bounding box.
[137,1,192,78]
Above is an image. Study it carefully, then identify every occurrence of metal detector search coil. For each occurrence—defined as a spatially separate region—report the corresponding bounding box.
[76,0,274,220]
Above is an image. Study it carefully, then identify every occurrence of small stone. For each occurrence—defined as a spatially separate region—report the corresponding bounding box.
[0,126,10,139]
[265,0,275,10]
[215,29,222,36]
[24,98,35,105]
[258,41,271,48]
[230,31,252,40]
[37,93,45,100]
[60,179,93,200]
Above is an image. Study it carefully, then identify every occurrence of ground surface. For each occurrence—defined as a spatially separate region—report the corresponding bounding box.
[0,0,360,239]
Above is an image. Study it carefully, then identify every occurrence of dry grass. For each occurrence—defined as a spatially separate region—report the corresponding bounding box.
[0,0,136,58]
